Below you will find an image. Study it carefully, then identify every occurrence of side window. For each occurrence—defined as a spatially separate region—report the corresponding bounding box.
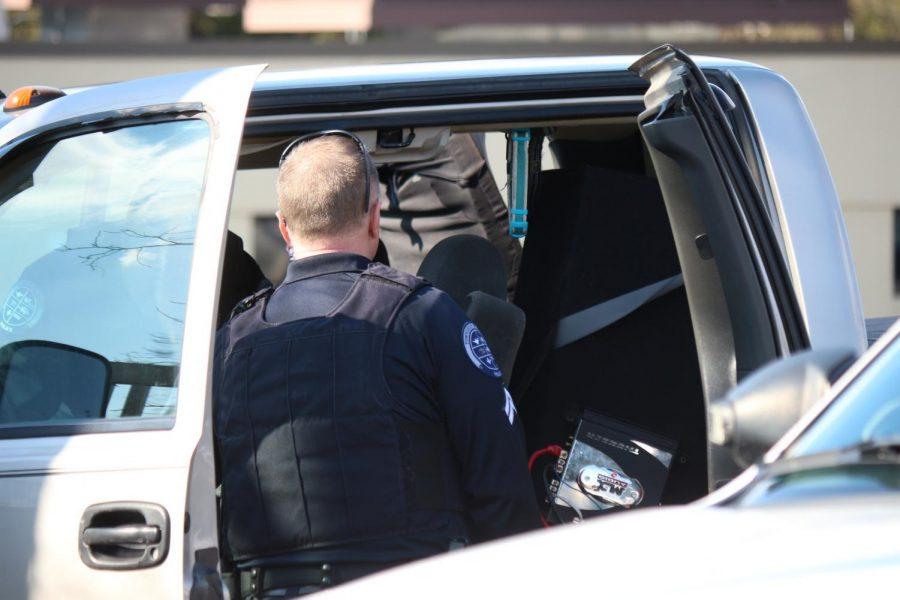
[0,119,209,428]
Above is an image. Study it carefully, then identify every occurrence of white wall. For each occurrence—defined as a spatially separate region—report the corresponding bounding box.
[1,49,898,316]
[730,53,900,318]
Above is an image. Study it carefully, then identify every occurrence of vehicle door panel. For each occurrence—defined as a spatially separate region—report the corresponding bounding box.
[631,45,809,487]
[0,64,264,600]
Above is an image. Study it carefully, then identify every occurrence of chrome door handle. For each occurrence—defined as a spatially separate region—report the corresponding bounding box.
[82,524,161,546]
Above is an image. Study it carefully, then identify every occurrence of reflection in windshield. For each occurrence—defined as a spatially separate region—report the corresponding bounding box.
[735,464,900,507]
[788,337,900,458]
[0,120,209,424]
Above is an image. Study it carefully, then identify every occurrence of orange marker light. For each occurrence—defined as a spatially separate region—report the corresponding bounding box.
[3,86,66,113]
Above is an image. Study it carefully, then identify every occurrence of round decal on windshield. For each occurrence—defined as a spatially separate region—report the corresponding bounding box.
[1,282,43,334]
[462,321,501,378]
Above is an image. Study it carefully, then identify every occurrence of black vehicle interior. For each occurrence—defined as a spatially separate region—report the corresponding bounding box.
[511,160,705,505]
[222,116,715,532]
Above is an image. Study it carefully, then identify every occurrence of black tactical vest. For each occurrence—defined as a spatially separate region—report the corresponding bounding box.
[216,263,463,561]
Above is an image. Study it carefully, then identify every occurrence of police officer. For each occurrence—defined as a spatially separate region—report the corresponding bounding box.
[214,131,539,598]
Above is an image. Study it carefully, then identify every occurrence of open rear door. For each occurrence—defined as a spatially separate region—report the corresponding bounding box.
[0,64,263,599]
[630,45,809,487]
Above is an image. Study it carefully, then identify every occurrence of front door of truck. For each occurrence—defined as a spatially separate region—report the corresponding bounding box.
[0,65,263,599]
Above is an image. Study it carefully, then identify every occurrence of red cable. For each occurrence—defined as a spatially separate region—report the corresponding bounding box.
[528,444,563,471]
[528,445,564,528]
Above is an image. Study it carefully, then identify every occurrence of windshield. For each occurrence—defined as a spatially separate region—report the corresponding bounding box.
[786,332,900,458]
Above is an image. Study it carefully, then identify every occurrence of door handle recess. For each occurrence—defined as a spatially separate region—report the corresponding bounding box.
[79,502,170,570]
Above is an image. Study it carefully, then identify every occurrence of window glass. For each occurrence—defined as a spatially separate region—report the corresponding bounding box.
[0,119,209,426]
[253,214,288,285]
[787,336,900,457]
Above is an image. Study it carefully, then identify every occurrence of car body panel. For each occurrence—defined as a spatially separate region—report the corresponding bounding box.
[253,55,762,92]
[246,56,757,119]
[0,67,251,148]
[0,64,264,600]
[320,496,900,599]
[726,66,867,356]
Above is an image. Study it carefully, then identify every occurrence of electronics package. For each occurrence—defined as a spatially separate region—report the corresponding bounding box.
[550,410,677,521]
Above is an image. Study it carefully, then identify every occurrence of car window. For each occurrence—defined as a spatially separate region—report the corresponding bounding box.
[0,119,209,427]
[787,335,900,458]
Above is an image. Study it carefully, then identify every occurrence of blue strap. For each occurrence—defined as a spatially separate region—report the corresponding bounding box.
[509,129,530,238]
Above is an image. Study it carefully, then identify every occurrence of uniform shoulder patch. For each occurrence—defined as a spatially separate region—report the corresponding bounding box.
[504,387,517,425]
[462,321,502,378]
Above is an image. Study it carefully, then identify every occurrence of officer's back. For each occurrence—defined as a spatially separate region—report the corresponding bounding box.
[214,132,539,598]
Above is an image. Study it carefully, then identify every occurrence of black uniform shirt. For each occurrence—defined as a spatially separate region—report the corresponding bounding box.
[216,252,539,566]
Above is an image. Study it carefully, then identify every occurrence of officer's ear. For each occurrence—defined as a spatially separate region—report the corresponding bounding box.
[277,211,292,246]
[366,197,380,241]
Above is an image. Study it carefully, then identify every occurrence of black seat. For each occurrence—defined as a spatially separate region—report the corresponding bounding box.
[418,235,525,385]
[374,238,391,266]
[511,166,706,504]
[217,231,271,328]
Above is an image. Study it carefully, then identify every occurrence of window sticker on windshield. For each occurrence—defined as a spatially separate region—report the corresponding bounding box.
[1,282,43,333]
[462,321,501,378]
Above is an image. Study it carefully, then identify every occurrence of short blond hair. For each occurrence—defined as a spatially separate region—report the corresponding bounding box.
[277,135,372,240]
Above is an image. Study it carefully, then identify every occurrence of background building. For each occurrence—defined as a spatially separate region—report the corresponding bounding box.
[1,0,899,317]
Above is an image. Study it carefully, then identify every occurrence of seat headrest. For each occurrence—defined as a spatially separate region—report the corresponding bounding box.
[417,234,507,307]
[463,291,526,385]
